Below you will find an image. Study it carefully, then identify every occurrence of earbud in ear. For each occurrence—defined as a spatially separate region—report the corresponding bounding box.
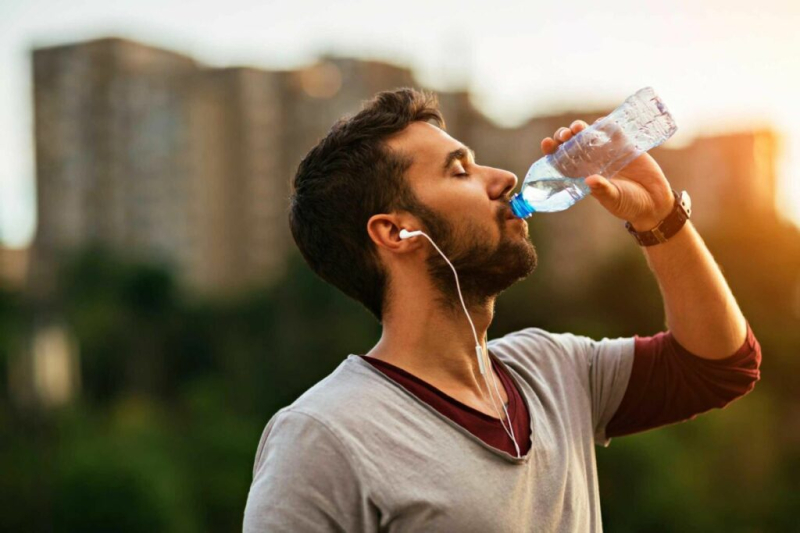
[399,229,422,240]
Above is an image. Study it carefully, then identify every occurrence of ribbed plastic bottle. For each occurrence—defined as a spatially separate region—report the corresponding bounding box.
[509,87,678,218]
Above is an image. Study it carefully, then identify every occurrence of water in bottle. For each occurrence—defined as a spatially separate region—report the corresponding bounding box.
[510,87,678,218]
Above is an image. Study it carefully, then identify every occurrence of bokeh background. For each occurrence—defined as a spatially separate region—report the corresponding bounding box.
[1,1,799,531]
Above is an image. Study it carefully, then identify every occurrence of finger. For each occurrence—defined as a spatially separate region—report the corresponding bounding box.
[570,120,588,133]
[541,137,557,154]
[553,127,571,143]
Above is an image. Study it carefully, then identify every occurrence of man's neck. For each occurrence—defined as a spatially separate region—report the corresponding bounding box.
[365,296,497,399]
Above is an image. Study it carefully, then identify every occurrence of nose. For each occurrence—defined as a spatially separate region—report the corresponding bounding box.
[487,167,518,202]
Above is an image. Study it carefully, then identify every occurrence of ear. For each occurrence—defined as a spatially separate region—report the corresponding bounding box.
[367,214,421,252]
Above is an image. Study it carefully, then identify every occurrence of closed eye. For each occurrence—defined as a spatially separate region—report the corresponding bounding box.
[453,163,472,178]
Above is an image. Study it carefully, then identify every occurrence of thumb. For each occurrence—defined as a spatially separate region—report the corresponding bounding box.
[585,174,620,207]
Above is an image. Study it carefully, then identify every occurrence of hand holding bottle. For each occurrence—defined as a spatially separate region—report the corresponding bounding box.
[542,120,675,231]
[510,87,678,225]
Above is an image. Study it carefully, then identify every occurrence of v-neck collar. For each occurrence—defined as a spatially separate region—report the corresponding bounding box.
[346,352,536,465]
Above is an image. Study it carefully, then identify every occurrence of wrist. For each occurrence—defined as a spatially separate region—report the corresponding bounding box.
[629,211,671,232]
[625,190,692,247]
[629,193,676,231]
[630,213,669,232]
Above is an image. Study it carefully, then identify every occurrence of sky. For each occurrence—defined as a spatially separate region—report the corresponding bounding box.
[1,0,799,247]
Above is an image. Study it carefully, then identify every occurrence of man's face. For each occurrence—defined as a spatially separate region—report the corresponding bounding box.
[385,122,537,307]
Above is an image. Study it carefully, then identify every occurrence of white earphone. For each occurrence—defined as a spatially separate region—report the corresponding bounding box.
[395,227,521,457]
[399,229,422,240]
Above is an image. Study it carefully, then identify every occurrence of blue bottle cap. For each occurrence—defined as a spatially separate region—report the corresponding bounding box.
[510,193,535,219]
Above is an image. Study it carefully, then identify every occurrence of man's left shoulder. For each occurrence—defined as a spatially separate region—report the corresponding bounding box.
[489,326,592,360]
[489,327,635,374]
[488,327,574,371]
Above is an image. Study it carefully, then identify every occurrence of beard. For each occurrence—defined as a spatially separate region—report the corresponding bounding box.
[412,201,538,310]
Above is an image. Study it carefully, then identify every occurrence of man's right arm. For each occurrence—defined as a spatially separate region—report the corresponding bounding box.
[243,410,371,532]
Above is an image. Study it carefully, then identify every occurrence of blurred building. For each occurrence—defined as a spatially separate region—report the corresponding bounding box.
[29,37,781,298]
[31,39,199,297]
[187,67,287,292]
[654,130,779,229]
[31,39,294,297]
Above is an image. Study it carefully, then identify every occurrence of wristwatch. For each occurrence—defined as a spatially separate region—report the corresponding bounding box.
[625,189,691,246]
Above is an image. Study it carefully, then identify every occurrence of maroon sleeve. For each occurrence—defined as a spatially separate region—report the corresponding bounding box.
[605,321,762,439]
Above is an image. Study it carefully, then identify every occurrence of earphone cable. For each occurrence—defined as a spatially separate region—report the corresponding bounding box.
[414,231,521,457]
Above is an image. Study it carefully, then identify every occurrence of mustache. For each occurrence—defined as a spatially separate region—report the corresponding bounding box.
[496,200,514,223]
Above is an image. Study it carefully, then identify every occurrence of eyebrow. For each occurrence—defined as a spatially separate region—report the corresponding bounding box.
[442,145,476,173]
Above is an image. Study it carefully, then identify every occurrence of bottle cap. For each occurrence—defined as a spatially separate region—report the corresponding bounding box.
[510,193,535,219]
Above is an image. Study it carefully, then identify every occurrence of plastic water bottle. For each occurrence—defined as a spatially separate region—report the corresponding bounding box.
[510,87,678,218]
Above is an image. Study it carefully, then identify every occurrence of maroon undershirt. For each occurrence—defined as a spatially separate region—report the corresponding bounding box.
[363,349,533,455]
[360,323,762,456]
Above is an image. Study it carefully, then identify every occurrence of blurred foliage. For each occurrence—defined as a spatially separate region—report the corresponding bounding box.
[1,217,798,531]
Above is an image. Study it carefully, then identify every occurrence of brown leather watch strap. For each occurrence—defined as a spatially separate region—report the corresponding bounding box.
[625,189,691,246]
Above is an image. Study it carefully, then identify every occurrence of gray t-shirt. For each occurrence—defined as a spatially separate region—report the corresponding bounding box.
[243,327,635,532]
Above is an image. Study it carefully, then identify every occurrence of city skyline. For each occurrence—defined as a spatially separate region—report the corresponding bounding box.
[1,0,799,248]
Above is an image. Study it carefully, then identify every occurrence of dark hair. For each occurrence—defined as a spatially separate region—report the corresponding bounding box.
[289,88,445,322]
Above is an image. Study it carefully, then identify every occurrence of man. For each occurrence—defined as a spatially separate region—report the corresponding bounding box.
[243,88,761,532]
